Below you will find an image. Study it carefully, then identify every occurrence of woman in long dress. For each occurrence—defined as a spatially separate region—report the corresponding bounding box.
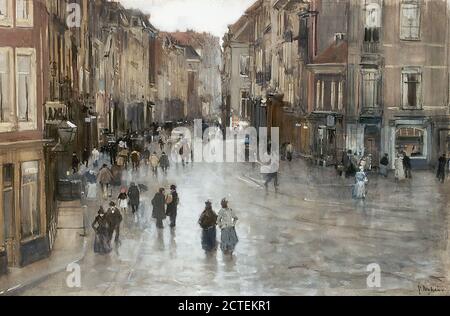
[217,198,239,255]
[92,207,112,254]
[395,154,406,181]
[353,166,368,200]
[198,200,218,252]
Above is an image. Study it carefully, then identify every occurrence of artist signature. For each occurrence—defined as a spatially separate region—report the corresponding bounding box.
[417,283,447,295]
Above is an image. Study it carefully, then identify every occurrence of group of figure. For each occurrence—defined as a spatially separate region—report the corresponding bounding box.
[198,198,239,255]
[394,151,413,181]
[142,149,170,175]
[91,201,123,254]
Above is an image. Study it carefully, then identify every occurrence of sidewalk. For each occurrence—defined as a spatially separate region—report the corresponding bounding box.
[0,200,87,295]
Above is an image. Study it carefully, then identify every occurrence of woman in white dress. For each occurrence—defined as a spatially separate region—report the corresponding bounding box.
[395,154,406,181]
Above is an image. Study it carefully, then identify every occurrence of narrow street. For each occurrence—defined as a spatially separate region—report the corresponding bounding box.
[19,155,450,296]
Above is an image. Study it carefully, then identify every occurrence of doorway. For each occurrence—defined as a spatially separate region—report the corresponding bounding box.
[364,125,381,167]
[2,164,16,267]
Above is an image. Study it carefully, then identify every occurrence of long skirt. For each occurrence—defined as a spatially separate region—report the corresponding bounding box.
[87,183,97,199]
[220,227,238,252]
[201,227,217,252]
[379,165,388,177]
[94,231,111,254]
[352,181,366,199]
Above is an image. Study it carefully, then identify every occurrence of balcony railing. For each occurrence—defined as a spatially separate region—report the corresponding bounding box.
[363,41,380,54]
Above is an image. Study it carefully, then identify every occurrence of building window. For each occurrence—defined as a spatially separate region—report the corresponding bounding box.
[400,0,420,40]
[0,49,12,123]
[239,55,250,77]
[240,90,250,118]
[0,0,12,26]
[16,49,36,127]
[20,161,40,241]
[3,164,14,245]
[362,70,380,108]
[16,0,33,27]
[338,81,344,111]
[402,67,422,109]
[316,80,322,110]
[364,3,381,42]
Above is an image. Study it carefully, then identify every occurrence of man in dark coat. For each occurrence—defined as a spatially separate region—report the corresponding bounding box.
[343,150,352,178]
[128,182,140,215]
[152,188,166,229]
[82,148,90,167]
[160,152,170,174]
[72,152,80,174]
[403,152,412,179]
[106,201,123,244]
[165,185,179,228]
[437,154,448,183]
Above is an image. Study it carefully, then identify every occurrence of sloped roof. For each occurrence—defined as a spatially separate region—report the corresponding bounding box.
[312,41,348,64]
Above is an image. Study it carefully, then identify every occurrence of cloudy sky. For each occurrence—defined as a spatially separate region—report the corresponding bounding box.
[119,0,255,38]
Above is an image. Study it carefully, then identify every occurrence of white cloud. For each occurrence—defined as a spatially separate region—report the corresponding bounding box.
[119,0,255,37]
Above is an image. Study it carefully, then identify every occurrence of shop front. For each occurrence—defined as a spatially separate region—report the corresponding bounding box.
[0,141,48,274]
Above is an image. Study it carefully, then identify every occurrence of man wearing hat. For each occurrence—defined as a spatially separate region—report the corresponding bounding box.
[165,185,179,228]
[106,201,123,244]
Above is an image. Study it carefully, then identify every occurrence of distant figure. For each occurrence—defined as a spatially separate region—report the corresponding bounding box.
[128,182,140,222]
[97,164,113,199]
[352,166,368,200]
[160,152,170,174]
[165,185,179,228]
[379,153,389,178]
[261,151,280,192]
[84,169,97,200]
[117,188,128,213]
[92,207,111,254]
[106,202,122,244]
[91,147,100,168]
[286,142,294,162]
[131,150,141,171]
[395,153,406,181]
[403,152,412,179]
[150,152,159,176]
[217,198,239,255]
[72,152,80,174]
[437,154,448,183]
[82,148,90,168]
[158,137,165,151]
[198,200,218,253]
[152,188,166,229]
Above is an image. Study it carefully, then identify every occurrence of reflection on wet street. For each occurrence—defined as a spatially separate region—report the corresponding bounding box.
[20,158,450,295]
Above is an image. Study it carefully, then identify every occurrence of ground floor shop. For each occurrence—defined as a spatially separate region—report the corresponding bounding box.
[0,141,48,275]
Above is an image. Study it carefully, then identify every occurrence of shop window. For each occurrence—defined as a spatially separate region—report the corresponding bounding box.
[3,165,14,244]
[396,127,425,158]
[0,48,12,123]
[402,67,422,109]
[20,161,40,241]
[400,0,420,40]
[16,0,33,27]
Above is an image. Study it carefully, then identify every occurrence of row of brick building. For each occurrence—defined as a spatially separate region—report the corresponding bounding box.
[0,0,221,274]
[222,0,450,169]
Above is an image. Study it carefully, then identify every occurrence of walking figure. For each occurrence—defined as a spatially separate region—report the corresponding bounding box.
[217,198,239,255]
[352,166,368,200]
[437,154,448,183]
[82,148,90,168]
[198,200,218,253]
[97,164,113,199]
[92,207,112,254]
[379,153,389,178]
[165,185,179,228]
[160,152,170,174]
[403,152,412,179]
[128,182,140,222]
[152,188,166,229]
[150,152,160,176]
[117,188,128,213]
[106,202,123,244]
[72,152,80,174]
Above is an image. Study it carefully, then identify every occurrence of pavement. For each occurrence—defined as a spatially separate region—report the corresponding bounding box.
[12,153,450,296]
[0,200,87,295]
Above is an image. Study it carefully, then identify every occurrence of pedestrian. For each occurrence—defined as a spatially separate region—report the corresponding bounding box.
[92,207,112,254]
[403,152,412,179]
[82,148,90,167]
[97,164,113,199]
[286,142,294,162]
[152,188,166,229]
[352,166,368,200]
[109,143,117,165]
[84,169,97,200]
[72,152,80,174]
[198,200,218,253]
[106,201,122,244]
[131,149,141,171]
[92,147,100,169]
[395,153,406,181]
[160,152,170,174]
[158,137,165,151]
[260,151,280,192]
[128,182,140,222]
[217,198,239,255]
[436,154,447,183]
[117,188,128,213]
[379,153,389,178]
[165,185,179,228]
[150,152,159,176]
